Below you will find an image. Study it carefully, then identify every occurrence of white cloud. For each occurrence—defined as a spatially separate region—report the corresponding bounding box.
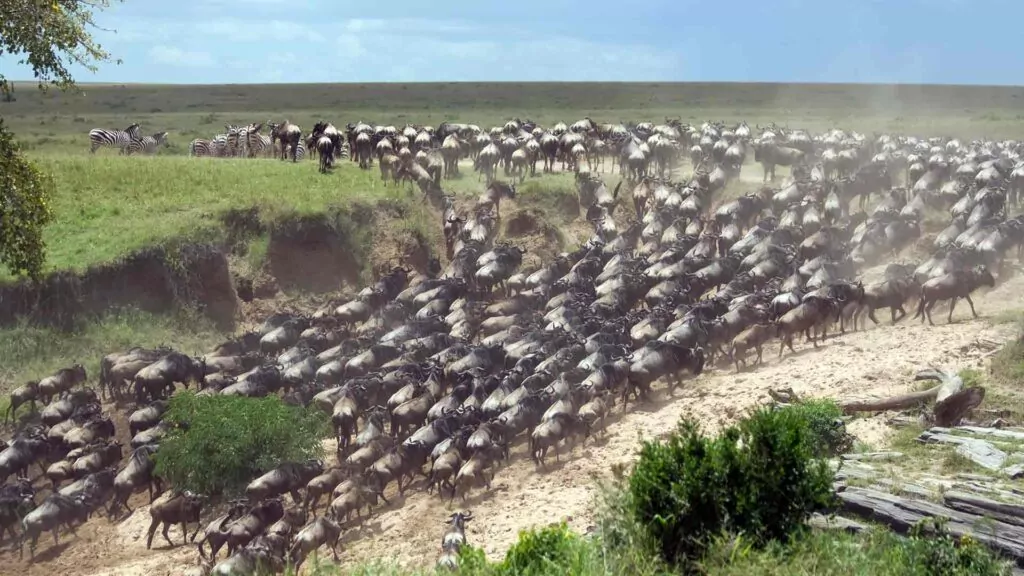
[195,18,324,43]
[149,45,216,68]
[341,18,479,35]
[329,24,680,81]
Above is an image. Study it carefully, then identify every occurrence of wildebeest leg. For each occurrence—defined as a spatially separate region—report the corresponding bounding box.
[924,300,936,326]
[290,489,302,505]
[163,522,176,547]
[755,344,764,366]
[947,297,957,324]
[894,305,906,322]
[965,294,979,318]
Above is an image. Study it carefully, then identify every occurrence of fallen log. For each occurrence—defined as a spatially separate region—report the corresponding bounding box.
[918,429,1007,471]
[840,367,983,427]
[838,486,1024,565]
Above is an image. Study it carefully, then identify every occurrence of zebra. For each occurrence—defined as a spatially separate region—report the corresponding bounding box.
[208,126,240,158]
[238,123,272,158]
[189,138,212,157]
[291,139,307,161]
[126,131,168,155]
[88,123,141,154]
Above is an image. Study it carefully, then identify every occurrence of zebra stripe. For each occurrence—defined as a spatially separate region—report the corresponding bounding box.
[210,133,231,157]
[89,123,140,154]
[239,124,272,158]
[127,132,168,155]
[189,138,212,157]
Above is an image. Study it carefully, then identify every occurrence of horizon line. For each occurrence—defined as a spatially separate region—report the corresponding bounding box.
[7,80,1024,89]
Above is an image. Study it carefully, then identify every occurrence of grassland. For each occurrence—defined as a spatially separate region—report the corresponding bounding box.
[5,81,1024,155]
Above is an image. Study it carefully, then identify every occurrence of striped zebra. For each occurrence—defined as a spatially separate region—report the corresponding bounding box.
[189,138,212,157]
[291,139,307,161]
[208,126,240,158]
[88,123,141,154]
[238,123,272,158]
[126,131,168,155]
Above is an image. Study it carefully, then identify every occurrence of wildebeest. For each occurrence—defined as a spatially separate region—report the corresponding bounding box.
[914,266,996,325]
[146,490,204,549]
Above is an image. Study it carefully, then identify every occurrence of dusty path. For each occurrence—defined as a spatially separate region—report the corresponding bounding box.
[3,267,1019,576]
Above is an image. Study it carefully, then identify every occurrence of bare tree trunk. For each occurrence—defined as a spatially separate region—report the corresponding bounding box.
[839,367,983,427]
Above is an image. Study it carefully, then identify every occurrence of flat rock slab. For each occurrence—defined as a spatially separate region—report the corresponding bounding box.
[918,430,1008,471]
[839,486,1024,565]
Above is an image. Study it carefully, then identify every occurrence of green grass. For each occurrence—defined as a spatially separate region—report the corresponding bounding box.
[11,154,623,277]
[0,307,226,397]
[699,528,1011,576]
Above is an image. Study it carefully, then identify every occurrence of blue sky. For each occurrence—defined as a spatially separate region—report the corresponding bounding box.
[2,0,1021,84]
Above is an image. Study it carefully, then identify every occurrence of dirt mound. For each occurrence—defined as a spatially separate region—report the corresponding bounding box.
[0,243,239,331]
[267,214,362,293]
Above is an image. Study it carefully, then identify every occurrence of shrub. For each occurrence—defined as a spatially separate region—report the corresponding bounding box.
[783,398,852,457]
[627,407,835,568]
[0,119,55,278]
[154,391,329,496]
[498,522,587,576]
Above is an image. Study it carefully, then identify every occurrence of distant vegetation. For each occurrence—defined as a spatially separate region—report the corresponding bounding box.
[6,82,1024,156]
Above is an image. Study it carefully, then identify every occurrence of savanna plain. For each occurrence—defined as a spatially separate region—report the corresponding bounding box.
[2,82,1024,576]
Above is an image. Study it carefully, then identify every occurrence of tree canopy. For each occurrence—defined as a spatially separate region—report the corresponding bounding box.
[0,0,120,278]
[0,0,120,95]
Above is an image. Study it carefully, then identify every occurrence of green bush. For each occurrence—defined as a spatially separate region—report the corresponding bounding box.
[154,391,329,496]
[628,407,835,568]
[498,523,587,576]
[783,398,853,457]
[0,119,54,278]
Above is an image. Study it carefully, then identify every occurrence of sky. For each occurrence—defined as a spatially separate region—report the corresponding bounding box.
[2,0,1022,85]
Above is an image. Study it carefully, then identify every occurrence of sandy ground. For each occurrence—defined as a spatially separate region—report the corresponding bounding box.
[2,269,1019,576]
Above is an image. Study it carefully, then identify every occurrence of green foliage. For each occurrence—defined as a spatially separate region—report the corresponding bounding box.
[498,523,587,576]
[0,0,120,95]
[701,523,1010,576]
[783,398,853,457]
[0,120,55,278]
[627,407,835,568]
[154,391,329,496]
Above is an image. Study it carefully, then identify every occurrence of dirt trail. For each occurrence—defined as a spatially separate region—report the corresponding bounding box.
[4,270,1012,576]
[335,273,1023,570]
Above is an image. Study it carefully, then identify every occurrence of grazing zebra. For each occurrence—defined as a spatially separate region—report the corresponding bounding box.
[88,123,141,154]
[189,138,212,157]
[126,131,168,155]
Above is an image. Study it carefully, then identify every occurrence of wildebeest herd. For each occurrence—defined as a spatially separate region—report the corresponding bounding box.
[14,117,1024,575]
